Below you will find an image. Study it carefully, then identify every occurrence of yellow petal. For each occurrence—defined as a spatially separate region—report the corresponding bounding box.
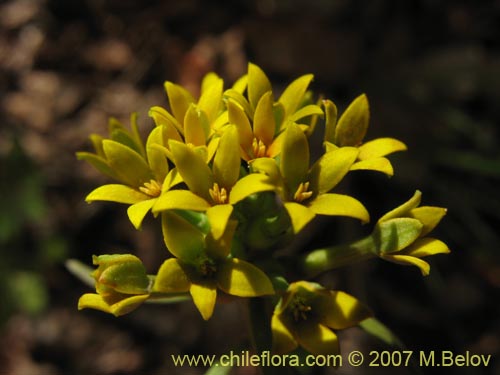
[198,76,223,124]
[323,99,338,144]
[78,293,148,317]
[308,194,370,223]
[127,199,156,229]
[148,105,183,136]
[317,290,372,330]
[206,204,234,240]
[168,140,213,201]
[223,88,253,120]
[154,258,191,293]
[161,211,205,262]
[76,152,120,181]
[381,254,431,276]
[229,173,276,204]
[350,157,394,176]
[86,184,149,204]
[402,237,450,258]
[146,126,169,182]
[271,314,298,354]
[217,258,274,297]
[284,202,316,233]
[358,137,407,160]
[205,219,237,259]
[295,322,339,356]
[288,104,324,123]
[153,190,210,213]
[278,74,314,120]
[249,157,282,184]
[213,125,241,189]
[164,81,195,124]
[103,140,154,188]
[378,190,422,223]
[408,207,447,236]
[309,147,358,194]
[227,99,253,158]
[335,93,369,147]
[248,62,272,111]
[190,282,217,320]
[253,91,275,146]
[280,123,309,194]
[184,104,209,147]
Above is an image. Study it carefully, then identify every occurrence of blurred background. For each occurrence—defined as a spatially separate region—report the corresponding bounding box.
[0,0,499,374]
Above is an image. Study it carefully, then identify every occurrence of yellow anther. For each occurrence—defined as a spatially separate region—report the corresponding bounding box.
[199,260,217,278]
[209,182,228,205]
[293,182,313,203]
[139,179,162,197]
[252,137,267,158]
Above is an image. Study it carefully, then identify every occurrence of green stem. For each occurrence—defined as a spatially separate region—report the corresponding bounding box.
[299,235,377,278]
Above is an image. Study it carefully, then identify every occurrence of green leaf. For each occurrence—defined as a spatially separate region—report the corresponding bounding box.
[359,318,405,348]
[65,259,96,288]
[335,94,369,146]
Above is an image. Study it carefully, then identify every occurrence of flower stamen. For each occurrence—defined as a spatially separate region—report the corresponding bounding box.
[252,137,267,158]
[293,182,313,203]
[199,259,217,278]
[290,297,312,322]
[209,182,228,205]
[139,179,162,197]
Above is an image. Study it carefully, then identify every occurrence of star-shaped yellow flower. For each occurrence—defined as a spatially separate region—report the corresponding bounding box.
[272,281,371,355]
[78,116,182,229]
[251,122,370,233]
[154,211,274,320]
[153,125,276,239]
[224,63,323,161]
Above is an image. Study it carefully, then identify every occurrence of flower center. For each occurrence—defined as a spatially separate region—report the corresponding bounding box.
[293,182,313,203]
[252,137,267,158]
[209,182,228,205]
[290,297,312,322]
[139,179,162,197]
[199,259,217,278]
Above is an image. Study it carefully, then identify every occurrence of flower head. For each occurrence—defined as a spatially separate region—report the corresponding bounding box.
[271,281,371,355]
[154,211,274,320]
[251,122,370,233]
[77,115,182,229]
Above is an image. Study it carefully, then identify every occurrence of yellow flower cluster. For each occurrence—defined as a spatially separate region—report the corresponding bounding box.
[76,63,449,357]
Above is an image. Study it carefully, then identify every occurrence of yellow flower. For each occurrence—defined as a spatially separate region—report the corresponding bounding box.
[149,72,226,162]
[154,211,274,320]
[323,95,407,176]
[251,122,370,233]
[78,254,151,317]
[271,281,371,355]
[79,116,181,230]
[375,190,450,275]
[153,125,276,239]
[225,63,323,161]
